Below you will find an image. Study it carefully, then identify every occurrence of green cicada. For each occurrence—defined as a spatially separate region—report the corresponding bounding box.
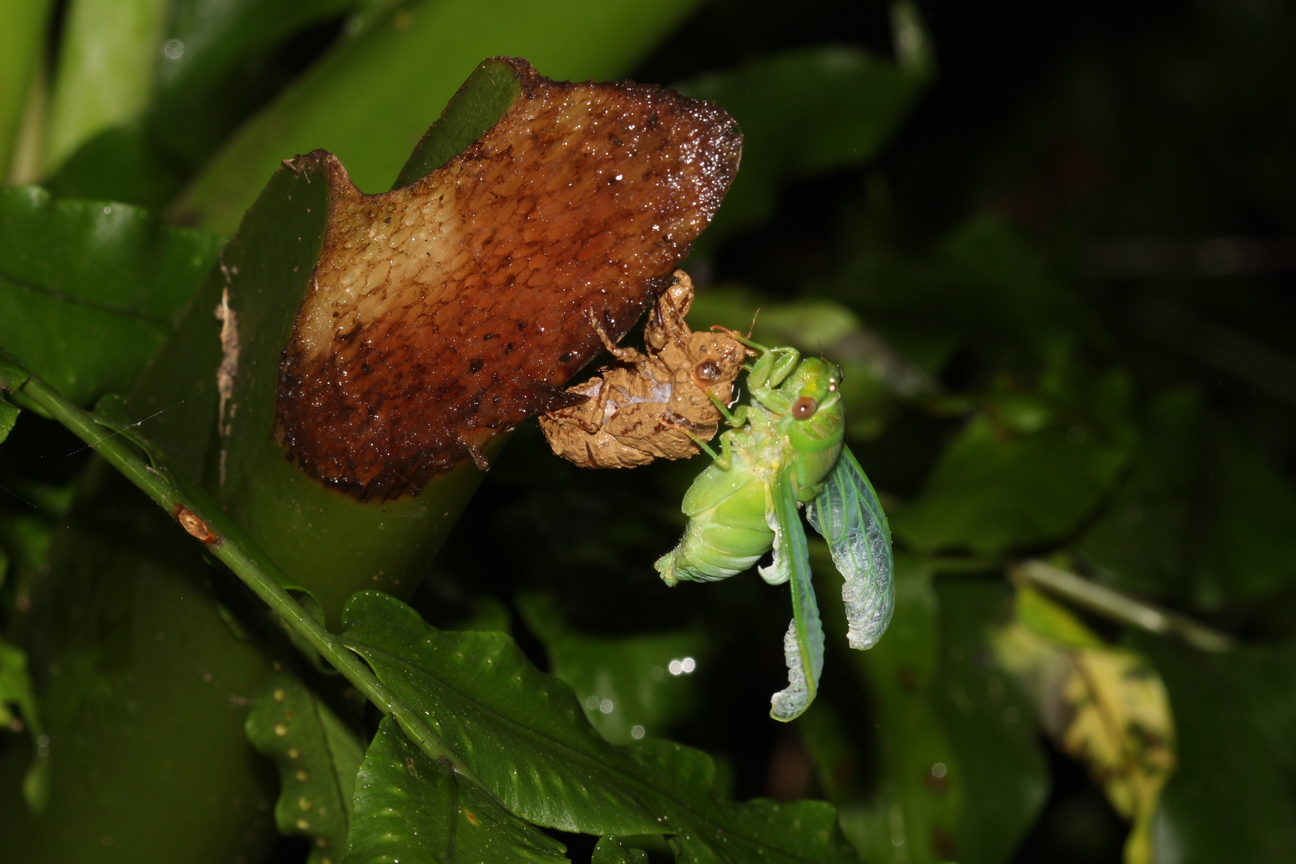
[654,343,893,721]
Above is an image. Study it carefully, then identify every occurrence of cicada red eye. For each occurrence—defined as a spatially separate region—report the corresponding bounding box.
[791,397,817,420]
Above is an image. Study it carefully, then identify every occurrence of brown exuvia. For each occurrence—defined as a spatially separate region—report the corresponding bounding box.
[539,270,750,469]
[276,57,742,501]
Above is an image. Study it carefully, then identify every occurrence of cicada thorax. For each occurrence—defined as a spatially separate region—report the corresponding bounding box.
[769,357,846,497]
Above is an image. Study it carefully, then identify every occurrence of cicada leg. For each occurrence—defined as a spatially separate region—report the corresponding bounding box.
[702,387,752,429]
[705,327,800,395]
[666,419,740,468]
[587,308,644,364]
[746,345,801,394]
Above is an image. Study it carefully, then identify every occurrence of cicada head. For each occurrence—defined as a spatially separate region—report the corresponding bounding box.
[686,330,748,389]
[776,357,846,459]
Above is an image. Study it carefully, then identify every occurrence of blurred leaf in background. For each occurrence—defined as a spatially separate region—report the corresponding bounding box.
[994,584,1175,864]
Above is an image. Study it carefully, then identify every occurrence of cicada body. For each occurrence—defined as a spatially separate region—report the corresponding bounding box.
[654,344,893,720]
[656,348,843,583]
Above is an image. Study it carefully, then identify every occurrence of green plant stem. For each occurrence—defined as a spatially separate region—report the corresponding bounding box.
[1013,558,1233,653]
[5,370,480,782]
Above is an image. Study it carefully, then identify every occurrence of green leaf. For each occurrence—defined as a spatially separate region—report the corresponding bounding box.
[43,120,193,209]
[390,56,523,190]
[342,716,567,864]
[517,593,706,745]
[934,579,1048,864]
[0,639,48,812]
[343,591,862,863]
[829,556,961,864]
[0,345,31,392]
[175,0,708,234]
[245,672,365,862]
[1191,430,1296,610]
[0,466,280,862]
[44,0,365,205]
[1077,387,1296,611]
[592,836,650,864]
[1136,635,1296,862]
[893,369,1137,555]
[834,216,1101,374]
[0,186,224,405]
[0,395,17,445]
[682,39,929,247]
[1074,388,1206,601]
[0,640,40,736]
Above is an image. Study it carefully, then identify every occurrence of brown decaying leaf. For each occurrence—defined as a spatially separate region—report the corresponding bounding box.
[276,58,742,500]
[539,270,751,468]
[992,587,1175,864]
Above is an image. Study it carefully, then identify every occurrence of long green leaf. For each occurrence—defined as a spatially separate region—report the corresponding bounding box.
[246,672,365,863]
[517,593,706,745]
[0,0,53,180]
[343,716,567,864]
[343,591,861,863]
[42,0,169,173]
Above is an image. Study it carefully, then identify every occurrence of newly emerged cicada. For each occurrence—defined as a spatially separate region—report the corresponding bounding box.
[655,343,894,721]
[540,271,750,468]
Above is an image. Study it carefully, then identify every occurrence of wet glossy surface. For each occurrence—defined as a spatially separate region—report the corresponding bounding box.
[276,58,741,500]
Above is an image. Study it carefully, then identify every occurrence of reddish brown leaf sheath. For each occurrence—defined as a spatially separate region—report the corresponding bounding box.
[276,57,741,501]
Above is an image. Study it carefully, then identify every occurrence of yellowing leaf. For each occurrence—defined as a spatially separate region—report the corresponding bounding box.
[992,586,1175,864]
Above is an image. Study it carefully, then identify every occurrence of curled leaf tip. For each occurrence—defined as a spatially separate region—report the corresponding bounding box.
[276,57,742,500]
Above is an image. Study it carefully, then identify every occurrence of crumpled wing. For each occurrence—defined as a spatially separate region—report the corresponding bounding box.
[768,461,825,722]
[807,446,894,650]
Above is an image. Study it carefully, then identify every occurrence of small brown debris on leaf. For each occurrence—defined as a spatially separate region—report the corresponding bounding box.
[177,507,218,544]
[540,270,750,468]
[276,58,741,500]
[215,286,240,438]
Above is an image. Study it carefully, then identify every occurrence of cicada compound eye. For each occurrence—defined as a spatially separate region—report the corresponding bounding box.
[791,397,817,420]
[695,359,722,381]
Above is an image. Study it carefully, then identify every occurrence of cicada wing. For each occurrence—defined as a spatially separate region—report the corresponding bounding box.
[806,446,894,650]
[768,462,825,722]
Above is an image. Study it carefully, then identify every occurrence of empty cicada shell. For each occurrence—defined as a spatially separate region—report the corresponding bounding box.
[540,270,750,468]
